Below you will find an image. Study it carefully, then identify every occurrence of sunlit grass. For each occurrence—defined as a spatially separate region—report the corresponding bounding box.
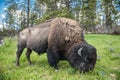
[0,34,120,80]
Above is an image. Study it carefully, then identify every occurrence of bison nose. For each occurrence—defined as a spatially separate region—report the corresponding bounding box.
[79,62,86,73]
[89,64,94,70]
[80,62,85,68]
[79,64,94,73]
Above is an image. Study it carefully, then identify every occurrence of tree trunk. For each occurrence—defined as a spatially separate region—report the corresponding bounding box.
[104,0,112,33]
[27,0,30,27]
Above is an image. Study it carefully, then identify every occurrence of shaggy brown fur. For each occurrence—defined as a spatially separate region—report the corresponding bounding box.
[47,18,97,72]
[48,18,84,59]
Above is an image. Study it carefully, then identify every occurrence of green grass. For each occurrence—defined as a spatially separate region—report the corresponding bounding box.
[0,34,120,80]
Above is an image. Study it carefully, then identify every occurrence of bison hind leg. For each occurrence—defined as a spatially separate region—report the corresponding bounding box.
[26,48,32,65]
[16,47,25,66]
[47,48,59,70]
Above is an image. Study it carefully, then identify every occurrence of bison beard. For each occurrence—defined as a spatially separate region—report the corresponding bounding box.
[16,18,97,73]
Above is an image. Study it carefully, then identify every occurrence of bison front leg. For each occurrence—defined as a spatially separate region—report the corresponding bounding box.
[47,48,60,71]
[16,47,24,66]
[26,48,32,65]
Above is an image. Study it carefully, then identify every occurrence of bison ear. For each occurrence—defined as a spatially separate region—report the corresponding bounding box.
[78,47,83,56]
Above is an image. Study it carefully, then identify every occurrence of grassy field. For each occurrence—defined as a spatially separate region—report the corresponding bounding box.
[0,34,120,80]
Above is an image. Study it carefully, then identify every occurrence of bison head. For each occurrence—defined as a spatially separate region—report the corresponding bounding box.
[68,42,97,73]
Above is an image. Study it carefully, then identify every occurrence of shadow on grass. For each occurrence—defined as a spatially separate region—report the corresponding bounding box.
[20,61,48,69]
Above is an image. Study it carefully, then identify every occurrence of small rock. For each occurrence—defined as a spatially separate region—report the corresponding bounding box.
[110,74,116,79]
[109,48,114,53]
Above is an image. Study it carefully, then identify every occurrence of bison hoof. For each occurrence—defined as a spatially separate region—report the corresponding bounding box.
[55,69,59,72]
[28,62,32,66]
[54,65,59,72]
[16,63,20,66]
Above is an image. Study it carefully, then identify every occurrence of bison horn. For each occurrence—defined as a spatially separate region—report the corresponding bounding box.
[78,47,83,56]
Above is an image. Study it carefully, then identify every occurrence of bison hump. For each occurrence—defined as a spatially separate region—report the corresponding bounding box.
[48,18,84,49]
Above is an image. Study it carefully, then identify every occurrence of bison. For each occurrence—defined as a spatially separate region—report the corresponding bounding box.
[16,18,97,73]
[16,20,51,66]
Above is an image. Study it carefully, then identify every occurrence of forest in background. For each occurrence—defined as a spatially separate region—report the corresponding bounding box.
[1,0,120,36]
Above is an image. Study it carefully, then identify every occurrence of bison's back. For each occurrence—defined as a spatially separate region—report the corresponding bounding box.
[18,21,51,54]
[27,27,50,53]
[18,28,29,48]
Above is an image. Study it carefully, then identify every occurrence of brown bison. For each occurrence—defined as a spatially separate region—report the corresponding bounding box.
[16,18,97,73]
